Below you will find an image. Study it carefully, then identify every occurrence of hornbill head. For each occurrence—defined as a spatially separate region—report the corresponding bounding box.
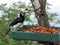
[20,8,30,17]
[23,8,30,13]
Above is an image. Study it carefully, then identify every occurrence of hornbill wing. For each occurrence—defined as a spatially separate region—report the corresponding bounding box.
[9,18,20,26]
[5,18,19,35]
[5,17,24,35]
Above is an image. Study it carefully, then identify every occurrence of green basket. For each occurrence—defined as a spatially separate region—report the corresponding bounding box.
[12,31,59,43]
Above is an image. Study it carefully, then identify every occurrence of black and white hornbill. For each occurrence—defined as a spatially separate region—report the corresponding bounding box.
[5,9,29,35]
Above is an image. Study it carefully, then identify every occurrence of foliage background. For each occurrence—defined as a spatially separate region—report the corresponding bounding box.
[0,1,60,45]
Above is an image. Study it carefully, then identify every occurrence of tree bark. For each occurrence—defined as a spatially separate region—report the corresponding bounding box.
[30,0,50,27]
[30,0,41,25]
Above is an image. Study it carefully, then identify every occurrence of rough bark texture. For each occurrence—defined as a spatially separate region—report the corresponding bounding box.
[39,0,50,27]
[30,0,50,27]
[30,0,41,25]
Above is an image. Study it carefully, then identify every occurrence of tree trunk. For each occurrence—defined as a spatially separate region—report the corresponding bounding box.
[30,0,50,27]
[30,0,41,26]
[39,0,50,27]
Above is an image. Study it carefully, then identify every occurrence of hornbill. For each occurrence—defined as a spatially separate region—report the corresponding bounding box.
[5,8,29,35]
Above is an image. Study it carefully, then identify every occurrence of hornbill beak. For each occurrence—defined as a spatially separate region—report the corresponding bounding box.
[23,8,30,13]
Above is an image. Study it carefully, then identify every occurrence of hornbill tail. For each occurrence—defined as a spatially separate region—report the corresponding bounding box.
[5,27,11,35]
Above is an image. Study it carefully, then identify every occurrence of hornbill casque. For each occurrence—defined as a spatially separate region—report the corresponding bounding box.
[5,8,29,35]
